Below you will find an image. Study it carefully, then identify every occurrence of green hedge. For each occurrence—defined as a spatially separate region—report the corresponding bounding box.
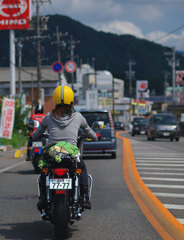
[0,97,31,149]
[1,130,27,148]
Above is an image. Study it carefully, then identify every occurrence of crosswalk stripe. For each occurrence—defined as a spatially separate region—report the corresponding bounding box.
[136,160,184,163]
[134,153,184,156]
[177,219,184,225]
[140,172,184,176]
[164,204,184,210]
[137,167,184,171]
[136,163,184,167]
[142,177,184,182]
[135,158,184,160]
[147,184,184,189]
[153,192,184,198]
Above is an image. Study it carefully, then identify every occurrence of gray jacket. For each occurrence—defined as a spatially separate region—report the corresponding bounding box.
[32,111,98,146]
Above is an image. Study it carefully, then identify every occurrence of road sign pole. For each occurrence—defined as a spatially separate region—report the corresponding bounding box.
[52,62,63,86]
[10,30,16,96]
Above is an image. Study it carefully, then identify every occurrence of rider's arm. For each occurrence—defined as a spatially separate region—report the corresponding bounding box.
[32,114,48,140]
[80,115,98,141]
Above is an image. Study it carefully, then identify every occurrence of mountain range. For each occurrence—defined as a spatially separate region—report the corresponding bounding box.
[0,14,184,97]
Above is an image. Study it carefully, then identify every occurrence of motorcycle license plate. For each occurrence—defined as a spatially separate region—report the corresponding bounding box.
[32,142,42,147]
[50,179,72,189]
[163,132,170,136]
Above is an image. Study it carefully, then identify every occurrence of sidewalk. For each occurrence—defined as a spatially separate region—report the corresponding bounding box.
[0,146,27,160]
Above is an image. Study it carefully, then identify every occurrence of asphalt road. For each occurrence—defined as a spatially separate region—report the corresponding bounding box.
[127,132,184,226]
[0,134,175,240]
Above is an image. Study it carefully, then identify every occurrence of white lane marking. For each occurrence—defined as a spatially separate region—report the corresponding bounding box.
[134,153,184,156]
[164,204,184,210]
[153,192,184,198]
[140,172,184,176]
[137,167,184,171]
[147,184,184,189]
[136,163,184,167]
[135,158,184,160]
[136,160,184,163]
[177,219,184,225]
[0,161,25,174]
[142,177,184,182]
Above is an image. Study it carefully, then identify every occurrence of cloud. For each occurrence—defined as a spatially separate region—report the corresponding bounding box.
[39,0,184,50]
[44,0,124,23]
[147,30,184,50]
[136,5,163,22]
[93,20,184,51]
[93,20,145,39]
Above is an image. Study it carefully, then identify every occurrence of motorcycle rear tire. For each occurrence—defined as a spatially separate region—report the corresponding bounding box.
[54,194,69,239]
[33,155,41,174]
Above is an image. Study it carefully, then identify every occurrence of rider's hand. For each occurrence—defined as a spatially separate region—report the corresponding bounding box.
[28,135,32,140]
[96,132,101,140]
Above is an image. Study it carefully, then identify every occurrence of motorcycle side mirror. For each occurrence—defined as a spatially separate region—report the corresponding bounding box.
[28,119,34,128]
[42,133,49,138]
[92,121,104,130]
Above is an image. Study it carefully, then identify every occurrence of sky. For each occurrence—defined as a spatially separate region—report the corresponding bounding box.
[37,0,184,51]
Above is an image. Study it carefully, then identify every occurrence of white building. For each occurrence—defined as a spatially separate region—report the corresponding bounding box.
[74,64,128,121]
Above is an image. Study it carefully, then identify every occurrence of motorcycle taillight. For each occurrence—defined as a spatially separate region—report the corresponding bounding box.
[53,168,69,176]
[34,148,42,154]
[56,190,66,194]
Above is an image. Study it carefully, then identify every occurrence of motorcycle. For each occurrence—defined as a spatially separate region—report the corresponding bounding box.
[37,121,102,239]
[28,119,47,174]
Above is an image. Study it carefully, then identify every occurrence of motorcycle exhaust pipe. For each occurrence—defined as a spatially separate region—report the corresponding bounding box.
[37,176,41,197]
[88,174,93,199]
[46,175,50,201]
[74,176,79,202]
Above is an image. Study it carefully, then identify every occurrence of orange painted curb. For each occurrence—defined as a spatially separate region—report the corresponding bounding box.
[116,131,184,240]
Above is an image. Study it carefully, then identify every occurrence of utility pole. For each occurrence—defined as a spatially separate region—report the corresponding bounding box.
[112,76,115,121]
[10,30,16,96]
[33,0,50,100]
[164,71,170,104]
[165,47,179,114]
[52,26,68,85]
[17,39,23,94]
[69,36,79,90]
[92,57,97,88]
[36,0,41,100]
[126,60,136,119]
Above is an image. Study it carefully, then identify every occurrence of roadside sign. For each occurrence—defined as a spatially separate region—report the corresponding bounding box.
[137,80,148,92]
[65,60,77,73]
[0,0,30,30]
[52,61,63,73]
[0,97,15,139]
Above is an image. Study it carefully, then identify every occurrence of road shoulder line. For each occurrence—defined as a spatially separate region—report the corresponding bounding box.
[116,132,184,240]
[0,161,25,174]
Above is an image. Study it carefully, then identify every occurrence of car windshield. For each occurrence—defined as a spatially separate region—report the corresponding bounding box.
[133,118,148,125]
[153,115,177,125]
[81,112,110,127]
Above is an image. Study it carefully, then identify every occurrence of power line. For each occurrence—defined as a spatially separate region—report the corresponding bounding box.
[153,24,184,43]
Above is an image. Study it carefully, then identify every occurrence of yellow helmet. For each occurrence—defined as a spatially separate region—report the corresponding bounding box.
[53,85,74,106]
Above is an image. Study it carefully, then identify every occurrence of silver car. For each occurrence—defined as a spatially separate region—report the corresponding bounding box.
[147,113,180,141]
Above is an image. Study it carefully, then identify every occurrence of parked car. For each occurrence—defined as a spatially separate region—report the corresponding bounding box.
[130,117,148,136]
[79,109,117,158]
[114,121,125,130]
[147,113,180,141]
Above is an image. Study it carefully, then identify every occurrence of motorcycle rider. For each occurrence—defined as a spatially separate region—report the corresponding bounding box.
[32,85,100,210]
[26,102,45,161]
